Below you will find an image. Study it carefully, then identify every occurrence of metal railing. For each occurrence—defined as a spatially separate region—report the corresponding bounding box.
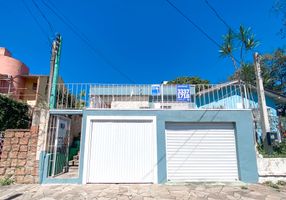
[53,83,254,110]
[0,87,46,108]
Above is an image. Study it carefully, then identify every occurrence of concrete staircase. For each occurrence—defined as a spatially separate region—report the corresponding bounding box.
[69,151,80,167]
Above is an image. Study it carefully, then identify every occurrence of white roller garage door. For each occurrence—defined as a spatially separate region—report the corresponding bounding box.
[165,122,238,182]
[86,118,156,183]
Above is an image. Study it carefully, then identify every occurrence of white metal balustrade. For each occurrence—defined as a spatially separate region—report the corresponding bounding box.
[53,83,253,110]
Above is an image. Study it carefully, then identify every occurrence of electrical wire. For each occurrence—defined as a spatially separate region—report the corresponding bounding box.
[31,0,55,35]
[165,0,221,48]
[40,0,136,83]
[22,0,52,45]
[165,0,241,65]
[203,0,232,30]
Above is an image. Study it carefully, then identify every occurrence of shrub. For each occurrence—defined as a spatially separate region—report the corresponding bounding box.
[0,95,31,132]
[0,176,14,186]
[258,138,286,158]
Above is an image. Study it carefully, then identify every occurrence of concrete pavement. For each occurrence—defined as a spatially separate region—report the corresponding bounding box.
[0,183,286,200]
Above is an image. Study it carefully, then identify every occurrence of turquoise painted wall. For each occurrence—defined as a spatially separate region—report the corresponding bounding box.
[82,109,258,183]
[40,109,258,184]
[197,90,280,139]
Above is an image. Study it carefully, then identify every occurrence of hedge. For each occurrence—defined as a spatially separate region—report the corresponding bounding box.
[0,94,31,132]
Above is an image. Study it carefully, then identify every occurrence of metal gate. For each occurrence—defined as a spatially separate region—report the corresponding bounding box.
[46,115,71,177]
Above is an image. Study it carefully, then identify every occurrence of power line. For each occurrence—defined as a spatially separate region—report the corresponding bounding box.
[31,0,55,35]
[165,0,221,48]
[40,0,136,83]
[203,0,232,30]
[41,0,93,49]
[44,0,85,39]
[165,0,241,65]
[22,0,52,45]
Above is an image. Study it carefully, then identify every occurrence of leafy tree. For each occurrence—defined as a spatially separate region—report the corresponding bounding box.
[262,48,286,94]
[0,94,31,132]
[228,48,286,96]
[228,63,274,88]
[219,25,259,76]
[167,76,210,85]
[273,0,286,38]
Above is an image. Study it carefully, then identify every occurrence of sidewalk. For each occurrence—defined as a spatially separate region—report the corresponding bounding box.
[0,183,285,200]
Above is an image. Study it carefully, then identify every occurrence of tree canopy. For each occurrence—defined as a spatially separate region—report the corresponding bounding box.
[263,48,286,94]
[167,76,210,85]
[0,95,31,132]
[273,0,286,38]
[228,48,286,96]
[219,25,259,71]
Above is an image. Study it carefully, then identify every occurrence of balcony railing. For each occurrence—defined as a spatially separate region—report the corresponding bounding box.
[52,83,256,110]
[0,87,42,107]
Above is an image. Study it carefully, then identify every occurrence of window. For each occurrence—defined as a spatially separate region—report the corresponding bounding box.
[32,82,37,91]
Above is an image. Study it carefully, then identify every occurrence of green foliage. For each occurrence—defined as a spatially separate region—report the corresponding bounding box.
[257,138,286,158]
[273,0,286,38]
[56,89,86,109]
[0,176,14,186]
[219,29,235,58]
[264,181,280,190]
[228,63,273,87]
[262,48,286,95]
[168,76,210,85]
[0,94,31,132]
[277,180,286,186]
[219,25,259,71]
[228,48,286,96]
[240,186,248,190]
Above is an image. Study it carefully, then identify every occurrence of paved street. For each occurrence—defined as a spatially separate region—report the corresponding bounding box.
[0,183,286,200]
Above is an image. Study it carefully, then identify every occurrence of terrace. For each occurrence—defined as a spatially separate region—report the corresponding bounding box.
[52,82,254,110]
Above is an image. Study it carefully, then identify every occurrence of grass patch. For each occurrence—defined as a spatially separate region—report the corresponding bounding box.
[0,176,14,186]
[241,186,248,190]
[277,180,286,186]
[264,181,280,190]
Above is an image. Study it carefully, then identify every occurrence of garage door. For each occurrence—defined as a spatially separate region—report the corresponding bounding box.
[165,122,238,182]
[87,119,156,183]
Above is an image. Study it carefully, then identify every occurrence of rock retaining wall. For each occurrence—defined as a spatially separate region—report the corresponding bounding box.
[0,127,39,183]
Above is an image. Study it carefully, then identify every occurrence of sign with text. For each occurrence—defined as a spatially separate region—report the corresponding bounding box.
[176,84,191,102]
[151,84,161,96]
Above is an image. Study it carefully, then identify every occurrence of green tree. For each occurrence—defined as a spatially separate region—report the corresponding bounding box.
[228,63,273,88]
[0,95,31,132]
[273,0,286,38]
[262,48,286,94]
[167,76,210,85]
[219,25,259,76]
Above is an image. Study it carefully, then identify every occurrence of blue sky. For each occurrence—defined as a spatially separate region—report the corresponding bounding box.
[0,0,284,83]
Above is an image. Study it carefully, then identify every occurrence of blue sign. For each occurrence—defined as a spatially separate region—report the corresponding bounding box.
[151,84,161,95]
[177,85,191,102]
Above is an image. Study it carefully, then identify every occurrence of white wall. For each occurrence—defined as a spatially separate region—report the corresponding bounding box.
[257,157,286,183]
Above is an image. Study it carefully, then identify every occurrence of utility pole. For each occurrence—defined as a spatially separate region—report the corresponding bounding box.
[49,34,62,109]
[253,52,272,153]
[47,40,57,106]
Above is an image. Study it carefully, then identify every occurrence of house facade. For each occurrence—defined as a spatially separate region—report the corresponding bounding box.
[36,82,260,184]
[0,47,62,107]
[196,80,286,143]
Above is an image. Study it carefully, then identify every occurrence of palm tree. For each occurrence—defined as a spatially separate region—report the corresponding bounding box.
[219,25,259,77]
[237,25,259,64]
[219,25,259,108]
[219,29,239,70]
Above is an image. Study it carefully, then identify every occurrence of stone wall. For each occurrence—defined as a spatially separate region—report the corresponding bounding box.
[0,127,39,183]
[257,157,286,183]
